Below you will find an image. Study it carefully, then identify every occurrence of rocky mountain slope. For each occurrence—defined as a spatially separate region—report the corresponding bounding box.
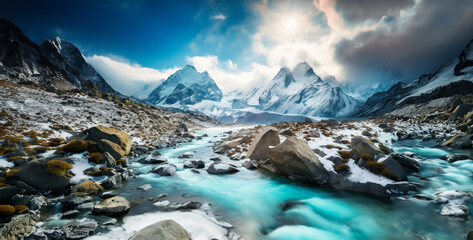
[355,39,473,117]
[0,18,119,95]
[146,65,223,105]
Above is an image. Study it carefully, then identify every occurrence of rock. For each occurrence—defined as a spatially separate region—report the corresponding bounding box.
[333,178,418,197]
[268,137,328,184]
[93,196,130,214]
[129,220,191,240]
[97,139,127,161]
[207,163,239,175]
[412,194,433,201]
[213,138,243,154]
[62,193,93,208]
[183,160,205,169]
[325,119,339,127]
[350,136,384,161]
[361,130,372,137]
[61,210,80,219]
[280,129,293,136]
[102,218,117,226]
[210,156,222,161]
[11,194,33,206]
[175,123,189,133]
[76,202,94,211]
[11,158,71,190]
[72,181,104,196]
[441,153,471,162]
[468,231,473,240]
[440,203,470,217]
[138,155,167,164]
[178,152,194,159]
[448,104,473,123]
[247,127,280,160]
[84,125,132,155]
[443,133,473,148]
[165,201,203,211]
[433,190,471,204]
[313,148,326,157]
[390,153,421,172]
[152,164,177,176]
[0,214,38,240]
[62,220,97,239]
[138,184,152,191]
[29,196,47,211]
[308,131,320,138]
[304,117,313,123]
[103,152,116,167]
[242,159,258,169]
[378,156,407,181]
[101,173,123,189]
[0,186,20,204]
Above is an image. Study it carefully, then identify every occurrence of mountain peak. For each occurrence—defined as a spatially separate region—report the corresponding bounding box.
[183,65,197,71]
[292,62,323,83]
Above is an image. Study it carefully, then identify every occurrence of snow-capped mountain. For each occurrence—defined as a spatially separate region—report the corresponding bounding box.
[146,65,223,105]
[131,81,163,99]
[40,37,120,95]
[355,39,473,117]
[239,62,362,117]
[0,18,120,95]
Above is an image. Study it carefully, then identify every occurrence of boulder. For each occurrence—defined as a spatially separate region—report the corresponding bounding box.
[129,220,191,240]
[103,152,116,167]
[440,203,470,217]
[84,126,132,154]
[175,123,189,133]
[333,178,418,197]
[443,133,473,148]
[30,196,47,210]
[10,158,70,190]
[213,138,243,154]
[378,156,408,181]
[72,181,104,196]
[440,153,471,163]
[93,196,130,214]
[61,193,93,208]
[468,231,473,240]
[62,210,80,219]
[183,160,205,169]
[138,184,152,191]
[268,137,328,184]
[433,190,471,204]
[138,155,167,164]
[247,127,280,160]
[152,164,177,176]
[350,136,384,161]
[178,152,194,159]
[242,159,258,169]
[448,104,473,123]
[97,139,127,161]
[390,153,420,172]
[207,163,239,175]
[62,220,97,239]
[280,129,293,136]
[101,173,123,189]
[0,214,37,240]
[0,186,20,204]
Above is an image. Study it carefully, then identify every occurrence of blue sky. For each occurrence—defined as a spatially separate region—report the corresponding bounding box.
[1,0,473,96]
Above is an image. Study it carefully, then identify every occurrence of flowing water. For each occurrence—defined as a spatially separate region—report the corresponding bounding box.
[94,127,472,240]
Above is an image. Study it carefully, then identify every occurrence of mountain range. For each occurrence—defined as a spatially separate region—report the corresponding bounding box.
[1,18,472,124]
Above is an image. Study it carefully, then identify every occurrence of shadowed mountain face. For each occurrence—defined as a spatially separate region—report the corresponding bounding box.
[355,39,473,117]
[0,18,120,95]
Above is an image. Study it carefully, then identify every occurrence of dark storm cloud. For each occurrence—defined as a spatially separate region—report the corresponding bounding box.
[336,0,473,85]
[336,0,415,23]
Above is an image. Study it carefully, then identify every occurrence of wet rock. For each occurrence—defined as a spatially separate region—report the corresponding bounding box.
[76,202,94,211]
[101,173,123,189]
[129,220,191,240]
[102,218,117,226]
[93,196,130,214]
[268,137,328,184]
[440,203,470,217]
[178,152,194,159]
[61,210,80,219]
[390,153,421,172]
[209,156,222,161]
[0,186,20,204]
[207,162,239,175]
[242,159,258,169]
[11,194,33,206]
[61,193,93,208]
[62,220,97,239]
[152,164,177,176]
[183,160,205,169]
[213,138,243,154]
[350,136,384,161]
[247,126,280,160]
[433,190,471,204]
[72,181,104,196]
[468,231,473,240]
[138,184,152,191]
[333,179,418,197]
[165,201,202,211]
[97,139,127,161]
[443,133,473,148]
[412,194,433,201]
[138,155,167,164]
[440,153,471,162]
[379,156,408,181]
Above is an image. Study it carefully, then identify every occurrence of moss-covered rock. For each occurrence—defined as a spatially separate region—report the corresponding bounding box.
[72,181,104,196]
[10,159,71,190]
[84,126,131,155]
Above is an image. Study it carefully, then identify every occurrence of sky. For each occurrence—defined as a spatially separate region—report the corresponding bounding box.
[1,0,473,97]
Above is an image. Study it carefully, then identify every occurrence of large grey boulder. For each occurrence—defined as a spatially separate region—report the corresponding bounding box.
[93,196,130,214]
[11,158,71,190]
[247,127,280,160]
[214,138,243,154]
[152,164,177,176]
[333,178,418,197]
[440,203,470,217]
[379,156,408,181]
[138,155,167,164]
[268,137,328,184]
[350,136,384,161]
[84,126,132,155]
[390,153,420,172]
[130,220,191,240]
[207,163,239,175]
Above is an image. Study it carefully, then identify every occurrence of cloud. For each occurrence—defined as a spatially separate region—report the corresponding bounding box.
[186,55,275,93]
[85,55,178,96]
[335,0,415,23]
[211,13,226,20]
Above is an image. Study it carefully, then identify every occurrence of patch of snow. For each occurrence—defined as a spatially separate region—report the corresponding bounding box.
[346,159,393,187]
[68,153,93,184]
[0,158,14,168]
